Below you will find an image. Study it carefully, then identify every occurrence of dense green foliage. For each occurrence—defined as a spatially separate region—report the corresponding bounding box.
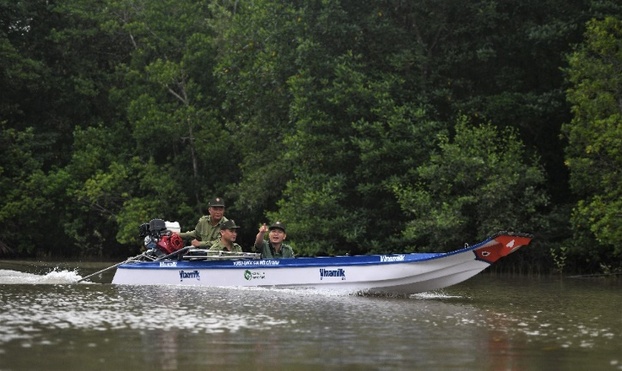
[563,16,622,272]
[1,0,621,274]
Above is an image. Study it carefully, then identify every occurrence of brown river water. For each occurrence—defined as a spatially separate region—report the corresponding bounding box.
[0,260,620,370]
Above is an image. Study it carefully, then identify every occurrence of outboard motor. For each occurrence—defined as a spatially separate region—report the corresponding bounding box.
[139,219,184,257]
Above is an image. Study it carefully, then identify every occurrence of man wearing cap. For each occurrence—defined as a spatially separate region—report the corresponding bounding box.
[253,221,294,258]
[178,197,228,248]
[209,220,243,253]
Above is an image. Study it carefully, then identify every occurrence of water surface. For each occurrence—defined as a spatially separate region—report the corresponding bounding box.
[0,262,620,370]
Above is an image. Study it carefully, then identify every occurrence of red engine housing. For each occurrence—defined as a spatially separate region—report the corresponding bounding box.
[156,233,184,254]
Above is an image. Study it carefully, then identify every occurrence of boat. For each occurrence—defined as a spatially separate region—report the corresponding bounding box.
[109,219,533,294]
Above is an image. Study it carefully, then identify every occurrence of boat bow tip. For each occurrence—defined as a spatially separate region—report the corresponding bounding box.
[473,231,533,264]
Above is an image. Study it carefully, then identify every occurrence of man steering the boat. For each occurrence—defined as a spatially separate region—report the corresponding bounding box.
[177,197,228,248]
[209,220,243,253]
[253,221,294,258]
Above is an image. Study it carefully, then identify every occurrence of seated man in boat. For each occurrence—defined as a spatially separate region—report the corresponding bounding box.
[208,219,243,253]
[178,197,228,248]
[253,221,294,258]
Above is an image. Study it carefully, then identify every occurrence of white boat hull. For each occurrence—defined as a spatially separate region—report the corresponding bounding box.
[111,232,532,294]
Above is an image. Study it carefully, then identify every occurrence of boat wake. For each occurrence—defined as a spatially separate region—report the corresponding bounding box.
[411,291,464,300]
[0,268,83,284]
[210,284,465,300]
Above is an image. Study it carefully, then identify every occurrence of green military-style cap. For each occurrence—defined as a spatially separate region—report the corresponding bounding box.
[208,197,225,207]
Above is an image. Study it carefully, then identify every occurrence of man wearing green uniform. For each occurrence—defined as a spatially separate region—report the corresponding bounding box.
[253,221,294,258]
[178,197,228,248]
[209,220,243,253]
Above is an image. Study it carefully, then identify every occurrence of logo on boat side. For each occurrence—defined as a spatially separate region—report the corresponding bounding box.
[380,255,405,262]
[244,270,266,281]
[160,261,177,267]
[179,270,200,282]
[320,268,346,280]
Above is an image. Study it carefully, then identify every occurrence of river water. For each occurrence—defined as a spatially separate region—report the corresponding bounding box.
[0,261,620,370]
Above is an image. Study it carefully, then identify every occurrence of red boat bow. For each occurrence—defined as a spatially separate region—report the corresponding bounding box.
[473,232,533,264]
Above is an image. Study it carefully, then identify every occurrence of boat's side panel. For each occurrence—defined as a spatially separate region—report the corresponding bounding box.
[112,248,490,293]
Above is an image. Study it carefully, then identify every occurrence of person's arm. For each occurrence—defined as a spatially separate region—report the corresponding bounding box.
[253,223,268,250]
[195,239,210,248]
[179,218,201,239]
[283,244,295,258]
[178,230,196,239]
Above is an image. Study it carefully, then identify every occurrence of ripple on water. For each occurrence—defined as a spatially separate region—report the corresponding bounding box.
[0,279,295,345]
[0,268,619,364]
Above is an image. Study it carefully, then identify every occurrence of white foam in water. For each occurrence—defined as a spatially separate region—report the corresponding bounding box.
[411,291,464,300]
[0,269,82,284]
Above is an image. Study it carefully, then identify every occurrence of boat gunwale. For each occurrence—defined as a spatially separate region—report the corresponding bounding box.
[117,233,526,270]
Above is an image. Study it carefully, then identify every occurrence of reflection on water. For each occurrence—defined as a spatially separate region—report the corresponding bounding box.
[0,265,620,370]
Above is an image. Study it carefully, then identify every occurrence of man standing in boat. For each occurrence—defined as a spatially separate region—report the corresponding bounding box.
[178,197,228,248]
[209,220,243,253]
[253,221,294,258]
